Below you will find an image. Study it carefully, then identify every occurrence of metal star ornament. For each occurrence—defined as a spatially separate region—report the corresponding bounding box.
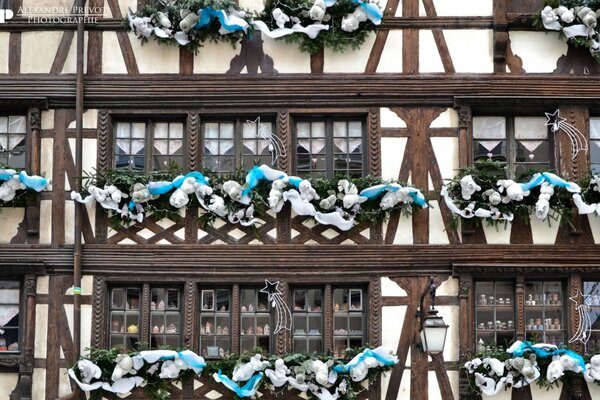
[569,289,592,346]
[544,109,588,160]
[246,117,286,166]
[260,279,291,334]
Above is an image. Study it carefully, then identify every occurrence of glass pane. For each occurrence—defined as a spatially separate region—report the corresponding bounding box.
[204,123,219,139]
[115,122,131,138]
[348,121,362,137]
[132,123,146,138]
[243,122,256,139]
[473,117,506,139]
[168,140,183,155]
[0,117,7,133]
[516,141,549,163]
[170,123,183,139]
[154,123,168,139]
[220,123,234,139]
[311,122,325,138]
[514,117,548,140]
[8,116,25,134]
[591,118,600,139]
[297,122,310,138]
[333,121,347,138]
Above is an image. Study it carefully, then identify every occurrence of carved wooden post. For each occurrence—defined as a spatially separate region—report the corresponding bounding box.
[277,282,289,355]
[324,284,333,353]
[183,279,196,350]
[232,284,240,353]
[458,275,472,400]
[515,277,525,340]
[26,108,41,240]
[95,110,111,244]
[10,275,36,400]
[185,112,200,243]
[92,276,106,349]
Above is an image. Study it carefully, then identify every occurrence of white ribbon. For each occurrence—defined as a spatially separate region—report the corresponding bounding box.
[252,20,329,40]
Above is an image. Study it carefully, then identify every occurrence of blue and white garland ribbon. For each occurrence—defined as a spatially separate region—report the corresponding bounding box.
[442,171,600,222]
[71,164,427,231]
[69,347,398,398]
[0,169,48,202]
[127,0,383,46]
[465,341,593,396]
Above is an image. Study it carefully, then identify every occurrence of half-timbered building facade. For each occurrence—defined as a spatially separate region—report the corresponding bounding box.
[0,0,600,399]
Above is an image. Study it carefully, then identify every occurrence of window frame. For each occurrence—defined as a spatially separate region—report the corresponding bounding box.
[293,116,367,179]
[112,117,186,173]
[0,278,23,357]
[200,116,276,175]
[0,114,28,170]
[471,114,554,178]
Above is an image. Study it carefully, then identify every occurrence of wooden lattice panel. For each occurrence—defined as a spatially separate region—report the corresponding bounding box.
[107,216,186,244]
[290,216,371,245]
[197,210,277,245]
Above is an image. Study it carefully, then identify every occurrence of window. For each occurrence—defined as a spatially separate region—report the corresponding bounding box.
[202,118,274,174]
[0,280,19,353]
[524,281,564,346]
[109,287,141,349]
[240,288,271,353]
[295,118,365,178]
[114,120,184,172]
[589,118,600,173]
[199,289,231,358]
[472,116,551,177]
[150,287,181,348]
[333,288,365,357]
[583,281,600,350]
[0,116,26,169]
[292,288,323,353]
[475,282,515,351]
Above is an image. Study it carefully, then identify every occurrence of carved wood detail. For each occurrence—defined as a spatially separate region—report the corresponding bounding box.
[227,33,277,75]
[555,105,589,180]
[369,276,382,346]
[276,110,291,174]
[186,112,200,171]
[232,284,240,353]
[515,277,525,340]
[95,110,111,244]
[140,284,150,345]
[92,276,106,349]
[324,284,333,352]
[184,279,195,349]
[555,43,600,76]
[368,107,381,176]
[569,275,583,354]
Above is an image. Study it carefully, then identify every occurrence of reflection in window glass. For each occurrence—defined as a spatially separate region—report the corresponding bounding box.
[475,281,515,352]
[109,287,140,350]
[333,288,365,357]
[524,281,564,347]
[292,289,323,353]
[150,287,181,349]
[590,118,600,173]
[0,116,26,169]
[0,280,19,352]
[199,288,231,358]
[240,288,271,353]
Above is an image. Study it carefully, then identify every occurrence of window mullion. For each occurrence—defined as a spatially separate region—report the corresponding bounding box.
[141,283,150,345]
[146,119,153,173]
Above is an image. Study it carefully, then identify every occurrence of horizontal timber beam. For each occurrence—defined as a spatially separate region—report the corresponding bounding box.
[3,75,600,108]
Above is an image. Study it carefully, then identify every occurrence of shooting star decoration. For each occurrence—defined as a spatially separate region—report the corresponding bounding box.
[247,117,287,166]
[260,279,292,334]
[569,289,591,348]
[545,109,588,160]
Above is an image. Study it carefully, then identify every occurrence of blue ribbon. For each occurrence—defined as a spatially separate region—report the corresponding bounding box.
[18,171,48,192]
[0,169,16,181]
[243,165,287,197]
[359,184,399,199]
[408,191,427,207]
[194,8,247,32]
[214,371,263,398]
[352,0,383,24]
[333,348,397,374]
[541,172,580,192]
[509,341,586,372]
[519,173,544,192]
[147,171,209,196]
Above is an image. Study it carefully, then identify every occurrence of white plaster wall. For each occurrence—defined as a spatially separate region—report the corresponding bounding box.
[68,138,97,182]
[381,370,410,399]
[103,0,136,18]
[39,200,52,244]
[59,368,71,397]
[41,110,54,130]
[194,41,241,73]
[381,277,407,297]
[588,215,600,244]
[68,109,97,129]
[102,32,128,74]
[419,30,444,73]
[530,214,560,244]
[62,32,88,74]
[444,30,493,73]
[36,276,48,295]
[384,213,413,244]
[376,30,403,73]
[481,221,512,244]
[431,137,458,182]
[262,38,311,73]
[65,201,74,244]
[509,31,568,73]
[32,368,45,400]
[0,373,17,399]
[0,208,24,243]
[435,305,459,361]
[381,137,406,181]
[436,277,458,296]
[21,32,63,74]
[0,33,8,74]
[131,36,180,73]
[587,381,600,399]
[419,0,493,16]
[40,138,53,192]
[427,371,459,400]
[530,383,562,400]
[34,304,48,359]
[382,306,405,353]
[429,200,449,244]
[431,108,458,128]
[324,33,376,73]
[380,108,406,128]
[239,0,264,13]
[81,304,92,355]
